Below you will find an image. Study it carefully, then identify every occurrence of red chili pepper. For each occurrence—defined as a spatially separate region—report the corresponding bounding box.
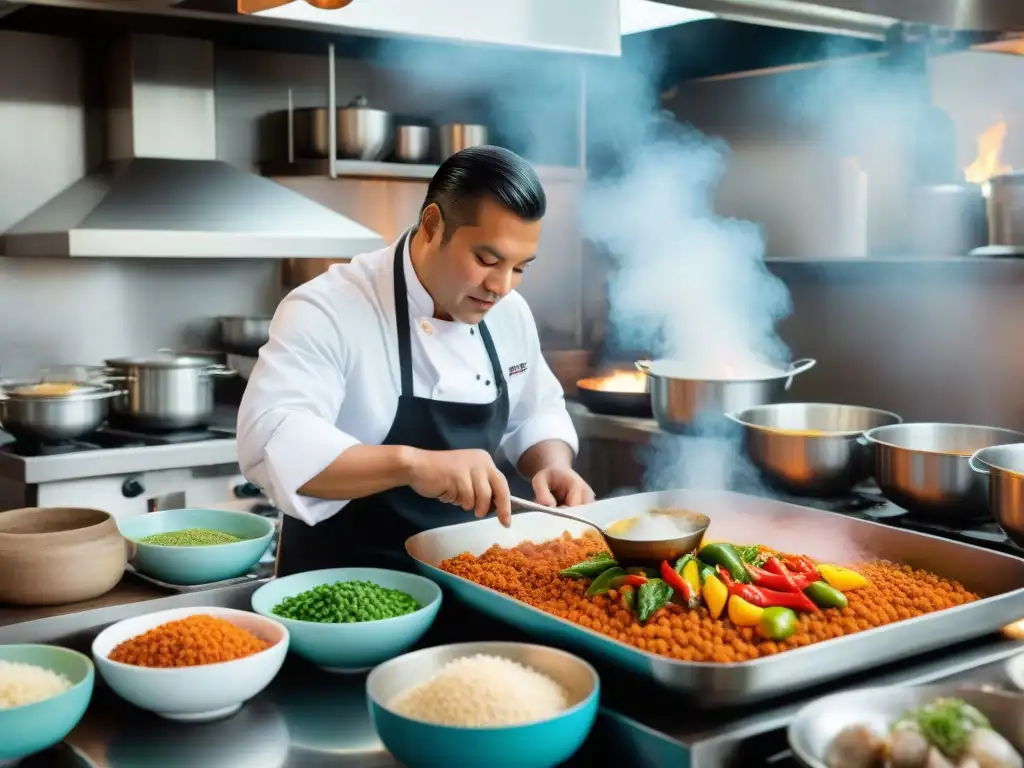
[727,582,819,613]
[764,557,801,591]
[660,560,693,602]
[782,555,820,580]
[717,565,736,588]
[745,563,810,592]
[611,574,648,589]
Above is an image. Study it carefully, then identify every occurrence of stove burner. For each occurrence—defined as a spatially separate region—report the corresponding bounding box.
[0,425,235,456]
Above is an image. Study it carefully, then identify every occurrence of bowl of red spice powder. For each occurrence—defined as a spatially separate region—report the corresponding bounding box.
[91,606,288,722]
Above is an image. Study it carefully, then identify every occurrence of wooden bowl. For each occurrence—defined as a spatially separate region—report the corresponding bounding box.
[0,507,126,606]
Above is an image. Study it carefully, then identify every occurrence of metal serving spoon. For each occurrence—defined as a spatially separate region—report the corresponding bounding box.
[509,495,709,564]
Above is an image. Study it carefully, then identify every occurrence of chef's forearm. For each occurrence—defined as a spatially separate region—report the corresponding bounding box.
[516,439,574,478]
[298,444,419,499]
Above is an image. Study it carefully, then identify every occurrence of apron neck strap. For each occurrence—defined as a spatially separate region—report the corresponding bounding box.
[392,230,507,397]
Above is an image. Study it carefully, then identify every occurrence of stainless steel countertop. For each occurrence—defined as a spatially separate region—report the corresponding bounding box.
[566,400,658,444]
[9,579,1024,768]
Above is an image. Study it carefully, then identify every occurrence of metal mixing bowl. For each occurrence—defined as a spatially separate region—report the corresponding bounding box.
[728,403,902,496]
[862,423,1024,522]
[970,443,1024,548]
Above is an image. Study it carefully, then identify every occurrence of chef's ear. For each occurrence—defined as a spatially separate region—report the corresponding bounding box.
[420,203,445,244]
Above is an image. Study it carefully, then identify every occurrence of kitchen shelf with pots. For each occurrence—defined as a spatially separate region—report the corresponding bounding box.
[260,158,586,183]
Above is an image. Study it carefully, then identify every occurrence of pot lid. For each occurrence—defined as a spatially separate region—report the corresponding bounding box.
[2,380,110,399]
[106,351,218,369]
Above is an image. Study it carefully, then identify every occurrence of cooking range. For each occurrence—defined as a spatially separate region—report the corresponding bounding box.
[756,483,1024,558]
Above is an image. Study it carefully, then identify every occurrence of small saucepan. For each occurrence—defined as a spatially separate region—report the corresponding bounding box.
[576,370,651,418]
[218,316,272,355]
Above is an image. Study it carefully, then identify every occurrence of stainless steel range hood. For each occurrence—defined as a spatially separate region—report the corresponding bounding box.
[651,0,1024,38]
[2,34,385,259]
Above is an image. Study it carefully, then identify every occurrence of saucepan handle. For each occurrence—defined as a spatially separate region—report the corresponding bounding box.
[783,358,816,391]
[201,365,237,379]
[969,450,991,476]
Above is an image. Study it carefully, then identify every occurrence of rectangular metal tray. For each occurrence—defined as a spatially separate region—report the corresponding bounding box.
[406,489,1024,706]
[123,563,269,594]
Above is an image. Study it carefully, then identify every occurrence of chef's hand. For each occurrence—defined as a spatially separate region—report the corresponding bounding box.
[407,448,512,527]
[532,466,595,508]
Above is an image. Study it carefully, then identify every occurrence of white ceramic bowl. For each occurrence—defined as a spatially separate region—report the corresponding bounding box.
[92,606,288,723]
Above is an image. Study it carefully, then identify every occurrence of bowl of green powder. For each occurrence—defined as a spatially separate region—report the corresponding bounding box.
[117,508,275,586]
[250,568,442,672]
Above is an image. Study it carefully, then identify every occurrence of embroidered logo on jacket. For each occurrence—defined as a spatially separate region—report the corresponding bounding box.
[508,362,528,378]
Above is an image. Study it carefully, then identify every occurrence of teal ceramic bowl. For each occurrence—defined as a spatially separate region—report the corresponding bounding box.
[117,508,274,585]
[0,645,95,761]
[250,568,441,672]
[367,642,599,768]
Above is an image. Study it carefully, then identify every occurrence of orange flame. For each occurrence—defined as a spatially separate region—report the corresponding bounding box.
[964,120,1012,184]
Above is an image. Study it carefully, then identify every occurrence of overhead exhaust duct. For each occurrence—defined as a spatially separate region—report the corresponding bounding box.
[3,34,386,259]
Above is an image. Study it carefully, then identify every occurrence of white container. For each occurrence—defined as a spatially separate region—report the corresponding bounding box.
[92,606,288,722]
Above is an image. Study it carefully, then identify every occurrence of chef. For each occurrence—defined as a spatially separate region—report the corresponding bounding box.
[237,145,594,577]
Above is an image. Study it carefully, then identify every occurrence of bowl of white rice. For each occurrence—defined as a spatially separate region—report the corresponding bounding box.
[0,644,95,761]
[366,641,599,768]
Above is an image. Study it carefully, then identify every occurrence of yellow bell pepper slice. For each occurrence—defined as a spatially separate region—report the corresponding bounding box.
[818,564,869,591]
[702,573,728,620]
[698,538,716,552]
[681,557,701,596]
[727,595,764,627]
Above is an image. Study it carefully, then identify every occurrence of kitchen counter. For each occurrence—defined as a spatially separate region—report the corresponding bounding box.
[566,400,658,444]
[9,582,1024,768]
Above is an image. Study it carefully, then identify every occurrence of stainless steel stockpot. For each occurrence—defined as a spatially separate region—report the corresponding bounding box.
[0,381,123,442]
[102,351,236,430]
[637,358,816,434]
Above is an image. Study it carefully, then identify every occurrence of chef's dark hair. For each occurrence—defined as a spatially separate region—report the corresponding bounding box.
[421,145,546,242]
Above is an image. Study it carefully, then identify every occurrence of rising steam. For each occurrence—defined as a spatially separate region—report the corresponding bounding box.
[378,32,794,495]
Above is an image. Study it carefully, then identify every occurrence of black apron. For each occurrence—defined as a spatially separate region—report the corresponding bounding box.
[276,232,511,577]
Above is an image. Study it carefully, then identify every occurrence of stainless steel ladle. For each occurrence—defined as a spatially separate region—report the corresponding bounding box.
[510,496,709,564]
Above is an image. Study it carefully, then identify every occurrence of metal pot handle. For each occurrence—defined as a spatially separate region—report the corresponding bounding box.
[783,358,816,391]
[635,360,652,374]
[969,450,990,476]
[201,365,237,379]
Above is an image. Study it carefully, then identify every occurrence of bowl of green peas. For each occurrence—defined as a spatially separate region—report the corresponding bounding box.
[250,568,442,672]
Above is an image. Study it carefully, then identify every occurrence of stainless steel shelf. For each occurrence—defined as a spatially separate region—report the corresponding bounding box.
[262,158,586,183]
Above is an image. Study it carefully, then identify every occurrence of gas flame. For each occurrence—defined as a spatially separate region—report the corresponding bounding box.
[581,370,647,393]
[964,120,1012,184]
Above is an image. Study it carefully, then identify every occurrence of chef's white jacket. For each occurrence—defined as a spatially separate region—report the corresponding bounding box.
[236,235,579,526]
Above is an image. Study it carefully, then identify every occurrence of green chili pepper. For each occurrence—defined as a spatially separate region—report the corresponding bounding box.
[698,542,750,583]
[560,553,617,579]
[637,578,674,623]
[699,564,716,584]
[672,553,694,574]
[757,606,797,641]
[586,567,626,597]
[804,580,848,609]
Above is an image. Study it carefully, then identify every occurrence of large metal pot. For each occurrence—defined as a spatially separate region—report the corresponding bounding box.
[393,125,431,163]
[636,358,816,434]
[728,403,902,496]
[863,423,1024,522]
[906,183,987,256]
[438,124,488,160]
[983,171,1024,250]
[218,316,271,355]
[969,443,1024,548]
[0,381,123,442]
[290,98,393,161]
[102,351,236,431]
